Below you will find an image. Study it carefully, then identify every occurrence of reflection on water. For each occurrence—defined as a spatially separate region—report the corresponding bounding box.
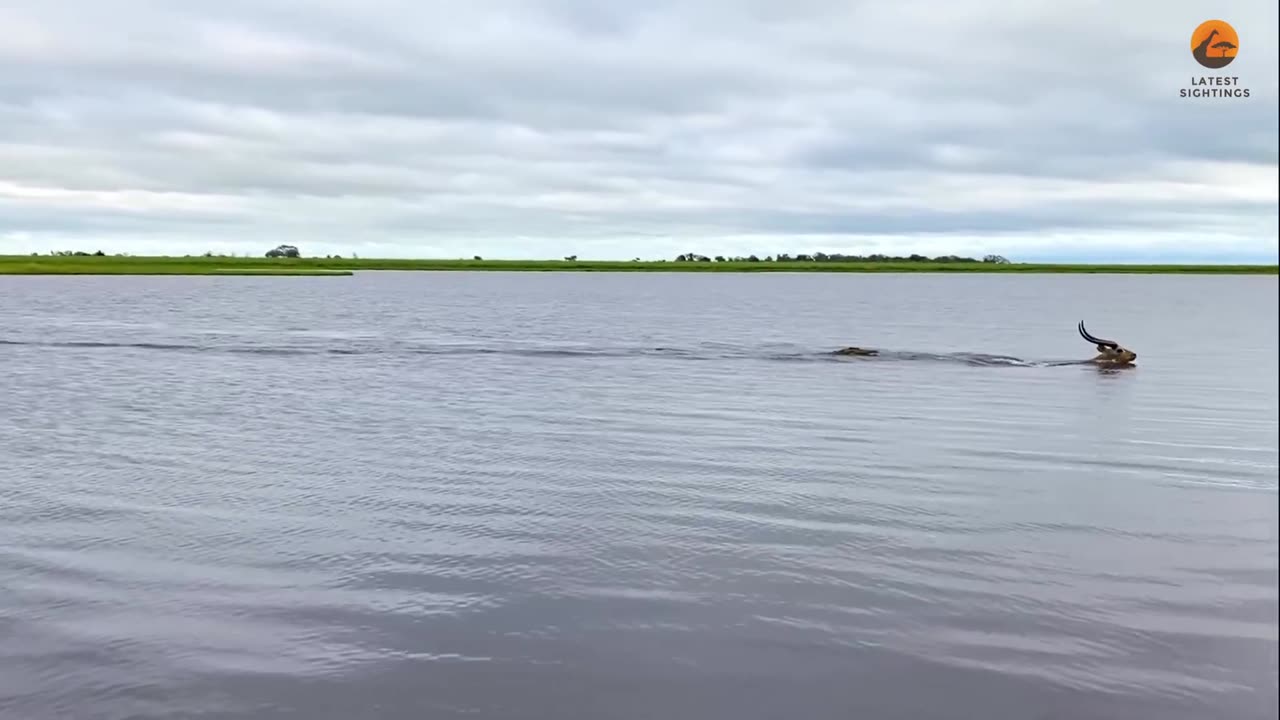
[0,272,1276,720]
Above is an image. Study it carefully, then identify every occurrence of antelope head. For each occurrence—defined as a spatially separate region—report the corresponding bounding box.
[1078,321,1136,366]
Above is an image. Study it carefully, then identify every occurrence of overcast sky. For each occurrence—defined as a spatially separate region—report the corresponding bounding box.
[1,0,1277,262]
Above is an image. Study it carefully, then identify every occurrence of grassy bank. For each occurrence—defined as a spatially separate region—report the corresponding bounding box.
[1,255,1275,275]
[0,256,353,276]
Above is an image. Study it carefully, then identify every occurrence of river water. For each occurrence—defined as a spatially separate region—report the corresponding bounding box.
[1,271,1276,720]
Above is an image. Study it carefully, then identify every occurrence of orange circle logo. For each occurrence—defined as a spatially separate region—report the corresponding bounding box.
[1191,20,1238,68]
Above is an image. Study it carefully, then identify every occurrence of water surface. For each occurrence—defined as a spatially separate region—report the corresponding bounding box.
[1,271,1276,720]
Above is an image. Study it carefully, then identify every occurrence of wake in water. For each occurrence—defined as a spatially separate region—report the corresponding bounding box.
[0,337,1109,368]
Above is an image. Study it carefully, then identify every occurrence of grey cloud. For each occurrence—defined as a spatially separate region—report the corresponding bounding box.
[0,0,1276,261]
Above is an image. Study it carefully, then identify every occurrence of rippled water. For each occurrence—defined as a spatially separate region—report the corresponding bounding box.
[1,271,1276,720]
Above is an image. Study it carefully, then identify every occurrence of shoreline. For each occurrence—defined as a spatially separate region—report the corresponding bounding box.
[1,255,1276,276]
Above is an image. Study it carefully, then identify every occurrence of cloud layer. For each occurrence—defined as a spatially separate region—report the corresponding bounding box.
[1,0,1277,261]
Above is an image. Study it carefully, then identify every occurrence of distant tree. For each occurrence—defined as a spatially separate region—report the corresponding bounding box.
[982,254,1010,264]
[659,250,989,264]
[266,244,300,258]
[473,255,482,260]
[564,255,577,261]
[93,250,104,256]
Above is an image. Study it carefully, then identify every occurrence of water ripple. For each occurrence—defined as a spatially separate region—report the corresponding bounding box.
[0,272,1275,720]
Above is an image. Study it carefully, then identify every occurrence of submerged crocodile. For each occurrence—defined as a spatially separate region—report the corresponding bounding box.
[833,321,1137,367]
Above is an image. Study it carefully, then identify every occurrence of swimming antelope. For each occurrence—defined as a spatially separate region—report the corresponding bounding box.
[832,321,1137,367]
[1078,320,1136,366]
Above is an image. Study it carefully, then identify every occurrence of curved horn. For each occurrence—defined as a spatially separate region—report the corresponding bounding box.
[1078,320,1117,349]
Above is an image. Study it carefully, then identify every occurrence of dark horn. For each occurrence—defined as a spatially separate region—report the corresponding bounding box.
[1078,320,1117,348]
